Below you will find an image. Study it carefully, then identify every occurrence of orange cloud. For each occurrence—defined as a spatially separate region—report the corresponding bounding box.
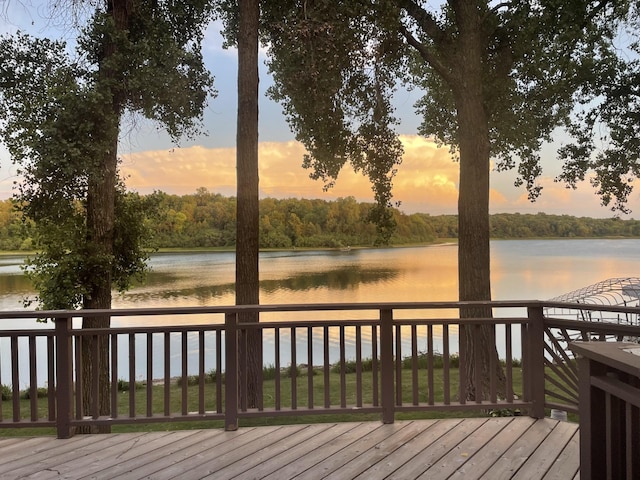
[120,136,640,217]
[121,144,237,196]
[120,135,465,214]
[507,175,640,217]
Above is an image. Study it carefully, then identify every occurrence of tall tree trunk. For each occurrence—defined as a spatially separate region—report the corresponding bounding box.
[79,0,131,433]
[236,0,261,409]
[454,2,506,401]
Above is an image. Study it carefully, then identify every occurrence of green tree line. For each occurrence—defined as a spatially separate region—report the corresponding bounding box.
[0,189,639,253]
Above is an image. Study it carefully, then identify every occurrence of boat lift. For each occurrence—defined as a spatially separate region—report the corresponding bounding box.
[543,277,640,353]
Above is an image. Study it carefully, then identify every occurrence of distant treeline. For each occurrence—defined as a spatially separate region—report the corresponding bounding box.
[0,188,638,251]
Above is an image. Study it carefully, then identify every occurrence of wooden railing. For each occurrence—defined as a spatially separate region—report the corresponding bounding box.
[541,301,640,416]
[1,301,639,438]
[570,341,640,480]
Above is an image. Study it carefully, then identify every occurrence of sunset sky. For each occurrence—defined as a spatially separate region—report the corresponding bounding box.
[1,5,638,218]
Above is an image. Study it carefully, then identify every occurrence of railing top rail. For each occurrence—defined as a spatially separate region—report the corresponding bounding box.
[0,300,549,321]
[0,299,637,323]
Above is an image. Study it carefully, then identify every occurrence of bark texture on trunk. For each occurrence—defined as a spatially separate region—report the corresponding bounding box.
[236,0,261,409]
[452,2,506,401]
[79,0,131,433]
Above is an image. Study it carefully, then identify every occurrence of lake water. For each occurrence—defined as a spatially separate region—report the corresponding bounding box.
[2,239,639,313]
[2,239,640,386]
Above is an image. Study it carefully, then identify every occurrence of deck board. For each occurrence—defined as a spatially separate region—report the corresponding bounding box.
[0,418,579,480]
[232,422,357,479]
[202,424,335,479]
[542,430,580,480]
[448,416,537,479]
[386,417,490,479]
[110,426,282,479]
[481,416,557,479]
[354,417,465,480]
[2,433,146,478]
[260,421,382,480]
[417,417,517,479]
[74,430,208,480]
[512,420,579,480]
[292,422,411,480]
[322,420,438,480]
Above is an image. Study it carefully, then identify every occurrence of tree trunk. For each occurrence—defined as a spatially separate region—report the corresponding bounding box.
[80,125,118,432]
[453,2,506,401]
[79,0,131,433]
[236,0,261,409]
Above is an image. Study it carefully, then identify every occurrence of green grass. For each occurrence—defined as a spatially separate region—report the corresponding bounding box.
[2,357,582,437]
[1,364,530,436]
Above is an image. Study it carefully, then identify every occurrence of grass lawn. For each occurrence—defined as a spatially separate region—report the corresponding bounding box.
[0,364,539,436]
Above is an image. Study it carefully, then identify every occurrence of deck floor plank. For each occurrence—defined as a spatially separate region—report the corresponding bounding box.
[72,430,208,480]
[90,429,227,480]
[448,416,537,480]
[354,418,465,480]
[0,435,77,465]
[225,422,357,480]
[418,417,517,479]
[203,423,338,480]
[259,421,382,480]
[323,419,439,480]
[512,420,579,480]
[385,417,490,480]
[291,422,412,480]
[542,430,580,480]
[108,426,284,480]
[480,417,559,479]
[1,433,148,479]
[22,432,173,480]
[0,418,580,480]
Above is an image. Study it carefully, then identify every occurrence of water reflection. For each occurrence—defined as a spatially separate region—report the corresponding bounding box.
[3,240,640,313]
[4,240,640,387]
[260,266,398,293]
[0,274,32,295]
[123,265,398,304]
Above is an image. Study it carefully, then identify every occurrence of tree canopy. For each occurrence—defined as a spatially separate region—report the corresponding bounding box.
[262,0,639,287]
[0,1,216,429]
[558,3,640,213]
[261,0,639,400]
[0,2,215,309]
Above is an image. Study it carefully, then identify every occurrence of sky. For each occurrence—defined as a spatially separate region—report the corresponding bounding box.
[1,2,638,218]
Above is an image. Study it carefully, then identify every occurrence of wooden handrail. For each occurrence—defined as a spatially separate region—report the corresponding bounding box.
[571,342,640,480]
[1,300,639,439]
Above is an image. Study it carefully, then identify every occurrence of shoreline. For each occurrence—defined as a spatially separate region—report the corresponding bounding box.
[3,236,640,258]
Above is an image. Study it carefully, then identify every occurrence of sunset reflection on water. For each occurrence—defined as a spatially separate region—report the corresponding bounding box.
[2,240,640,385]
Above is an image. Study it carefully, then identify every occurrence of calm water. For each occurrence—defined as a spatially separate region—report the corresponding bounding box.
[2,239,640,386]
[2,239,639,313]
[116,238,640,309]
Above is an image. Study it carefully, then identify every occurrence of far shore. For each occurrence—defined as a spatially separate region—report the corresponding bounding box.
[0,239,460,257]
[3,235,640,258]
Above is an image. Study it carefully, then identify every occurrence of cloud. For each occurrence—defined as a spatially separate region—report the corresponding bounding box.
[120,135,640,218]
[120,135,465,213]
[508,176,640,217]
[121,145,237,196]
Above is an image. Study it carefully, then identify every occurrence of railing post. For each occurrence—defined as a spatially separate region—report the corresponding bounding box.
[527,306,546,418]
[575,355,605,480]
[55,316,74,439]
[380,308,394,424]
[570,342,638,480]
[225,312,238,431]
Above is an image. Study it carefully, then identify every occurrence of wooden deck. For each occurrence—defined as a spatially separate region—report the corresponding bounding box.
[0,417,579,479]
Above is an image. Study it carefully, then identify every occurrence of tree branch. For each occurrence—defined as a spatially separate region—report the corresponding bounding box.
[490,2,512,14]
[398,23,454,85]
[398,0,449,47]
[397,0,455,85]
